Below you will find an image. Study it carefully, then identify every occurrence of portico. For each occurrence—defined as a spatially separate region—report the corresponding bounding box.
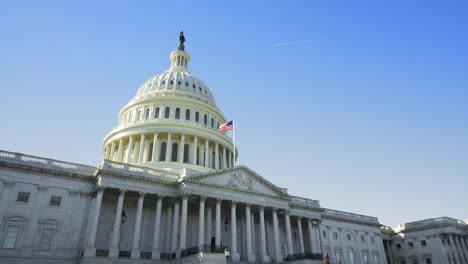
[82,161,324,263]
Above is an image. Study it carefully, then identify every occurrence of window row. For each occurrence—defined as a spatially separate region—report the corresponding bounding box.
[146,79,212,98]
[122,106,222,129]
[395,240,427,249]
[2,221,57,251]
[326,230,376,244]
[15,191,62,207]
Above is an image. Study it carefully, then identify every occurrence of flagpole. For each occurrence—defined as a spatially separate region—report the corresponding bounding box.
[233,120,236,167]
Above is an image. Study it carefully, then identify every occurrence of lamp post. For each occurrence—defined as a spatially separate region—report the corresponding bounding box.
[224,217,229,231]
[325,253,330,264]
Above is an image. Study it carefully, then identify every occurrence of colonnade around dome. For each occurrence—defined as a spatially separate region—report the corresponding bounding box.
[104,131,235,172]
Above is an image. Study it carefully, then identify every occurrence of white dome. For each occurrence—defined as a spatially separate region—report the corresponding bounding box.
[102,35,237,175]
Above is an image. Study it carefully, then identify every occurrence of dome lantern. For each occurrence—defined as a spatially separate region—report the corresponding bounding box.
[169,31,190,73]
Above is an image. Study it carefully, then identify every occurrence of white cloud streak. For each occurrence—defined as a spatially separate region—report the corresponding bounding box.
[271,38,324,47]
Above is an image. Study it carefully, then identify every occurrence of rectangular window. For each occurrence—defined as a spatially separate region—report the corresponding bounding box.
[371,236,375,243]
[425,258,432,264]
[396,243,401,249]
[2,226,20,248]
[322,230,327,238]
[38,228,54,251]
[49,196,62,207]
[412,259,418,264]
[333,232,338,239]
[195,112,199,122]
[361,235,365,242]
[421,240,427,246]
[16,192,30,203]
[408,242,414,247]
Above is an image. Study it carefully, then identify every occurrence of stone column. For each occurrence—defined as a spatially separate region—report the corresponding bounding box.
[228,151,232,168]
[116,138,123,162]
[178,134,185,163]
[20,185,48,254]
[449,234,462,264]
[192,136,198,165]
[313,220,323,254]
[165,205,173,250]
[285,211,294,255]
[151,195,163,260]
[206,205,212,245]
[84,187,105,257]
[246,204,255,262]
[179,194,189,253]
[198,196,206,247]
[453,234,466,264]
[204,140,210,168]
[199,142,204,166]
[222,146,226,169]
[307,219,315,253]
[272,209,282,263]
[384,240,395,264]
[215,143,219,169]
[460,235,468,264]
[251,212,256,259]
[166,133,172,162]
[171,201,180,253]
[110,141,116,160]
[215,199,222,246]
[110,189,126,258]
[297,217,305,253]
[152,133,159,163]
[131,192,145,259]
[138,134,146,162]
[125,135,134,162]
[231,202,240,261]
[259,206,270,263]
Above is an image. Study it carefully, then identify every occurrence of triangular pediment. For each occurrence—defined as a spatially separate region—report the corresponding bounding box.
[184,166,288,198]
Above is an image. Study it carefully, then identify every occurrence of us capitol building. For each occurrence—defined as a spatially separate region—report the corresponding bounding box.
[0,33,466,264]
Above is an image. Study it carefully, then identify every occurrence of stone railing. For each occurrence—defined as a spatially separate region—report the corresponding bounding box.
[284,252,323,262]
[0,150,96,176]
[290,195,321,208]
[392,216,467,232]
[323,208,379,224]
[101,160,180,180]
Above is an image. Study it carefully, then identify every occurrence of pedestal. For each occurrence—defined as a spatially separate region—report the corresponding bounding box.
[82,247,96,257]
[231,252,240,262]
[109,247,119,258]
[151,250,161,260]
[131,249,140,259]
[262,255,271,263]
[247,253,256,262]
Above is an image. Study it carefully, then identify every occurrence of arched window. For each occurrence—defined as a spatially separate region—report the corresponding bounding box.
[175,108,180,119]
[195,111,200,122]
[185,82,189,87]
[185,109,190,121]
[347,234,351,241]
[171,143,178,162]
[217,121,220,129]
[177,81,181,85]
[147,142,153,162]
[211,118,214,127]
[137,110,141,120]
[159,142,167,161]
[170,80,174,85]
[204,114,207,125]
[145,108,150,119]
[165,107,170,118]
[154,107,160,118]
[183,144,189,163]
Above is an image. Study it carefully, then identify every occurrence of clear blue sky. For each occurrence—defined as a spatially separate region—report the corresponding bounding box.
[1,1,467,226]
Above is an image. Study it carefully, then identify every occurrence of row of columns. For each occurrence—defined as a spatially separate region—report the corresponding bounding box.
[104,133,236,169]
[85,189,322,262]
[447,233,468,264]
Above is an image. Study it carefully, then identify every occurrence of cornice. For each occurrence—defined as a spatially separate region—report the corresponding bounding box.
[97,168,177,187]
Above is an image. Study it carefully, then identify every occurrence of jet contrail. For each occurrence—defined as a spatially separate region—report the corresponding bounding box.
[272,38,324,47]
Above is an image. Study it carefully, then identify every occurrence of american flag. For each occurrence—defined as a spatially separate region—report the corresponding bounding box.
[219,120,234,131]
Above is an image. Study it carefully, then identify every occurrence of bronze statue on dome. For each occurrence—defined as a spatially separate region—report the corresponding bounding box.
[178,31,186,51]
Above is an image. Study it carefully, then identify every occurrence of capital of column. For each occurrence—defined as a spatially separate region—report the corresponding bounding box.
[181,193,190,199]
[38,185,48,192]
[95,186,106,193]
[119,189,127,195]
[245,203,252,208]
[138,192,146,198]
[231,201,237,207]
[156,194,165,199]
[216,198,223,204]
[200,195,207,201]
